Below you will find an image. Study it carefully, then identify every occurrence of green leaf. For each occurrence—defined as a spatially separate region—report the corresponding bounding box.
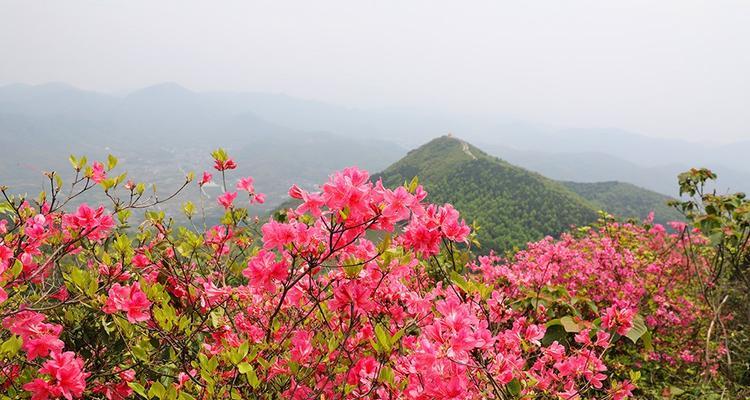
[541,324,567,346]
[69,155,78,170]
[668,386,685,396]
[211,148,228,162]
[379,365,395,384]
[238,341,249,360]
[10,259,23,278]
[641,330,653,352]
[374,323,392,353]
[237,362,253,374]
[506,378,522,396]
[559,316,582,333]
[242,363,260,389]
[0,336,23,357]
[107,154,118,170]
[0,202,15,215]
[131,343,149,362]
[408,176,419,193]
[449,270,470,293]
[128,382,148,398]
[625,314,648,344]
[183,201,195,218]
[117,209,132,224]
[148,381,166,399]
[101,178,116,191]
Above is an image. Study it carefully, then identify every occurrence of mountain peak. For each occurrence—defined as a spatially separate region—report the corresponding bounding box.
[375,137,599,252]
[127,82,194,98]
[405,135,490,165]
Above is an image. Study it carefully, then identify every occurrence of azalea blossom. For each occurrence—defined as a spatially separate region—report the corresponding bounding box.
[200,171,213,186]
[102,283,152,323]
[90,161,107,183]
[217,191,237,209]
[0,157,717,400]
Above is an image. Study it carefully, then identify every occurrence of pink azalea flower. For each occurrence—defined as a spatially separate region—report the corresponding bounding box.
[297,191,324,217]
[602,305,636,336]
[261,220,296,251]
[103,283,152,323]
[62,204,115,242]
[217,191,237,209]
[213,158,237,171]
[330,282,373,315]
[288,184,304,199]
[23,331,65,360]
[23,379,54,400]
[37,351,89,399]
[2,311,64,360]
[524,324,545,346]
[90,161,107,183]
[243,250,289,291]
[383,186,413,220]
[200,171,213,186]
[290,330,314,363]
[346,356,378,386]
[0,244,12,273]
[236,177,254,192]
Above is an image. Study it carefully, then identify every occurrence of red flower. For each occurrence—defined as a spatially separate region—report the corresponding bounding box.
[243,250,288,291]
[213,158,237,171]
[217,191,237,209]
[103,283,152,323]
[90,161,107,183]
[200,171,213,186]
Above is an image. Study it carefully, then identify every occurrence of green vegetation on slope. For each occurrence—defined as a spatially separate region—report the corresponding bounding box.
[561,181,684,225]
[373,136,600,252]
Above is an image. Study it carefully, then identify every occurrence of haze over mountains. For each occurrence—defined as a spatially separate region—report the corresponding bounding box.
[0,82,404,219]
[0,82,746,233]
[2,82,747,198]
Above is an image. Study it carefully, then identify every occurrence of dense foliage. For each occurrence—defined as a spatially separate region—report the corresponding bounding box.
[374,136,600,252]
[0,150,726,399]
[562,181,683,226]
[670,168,750,394]
[374,136,679,254]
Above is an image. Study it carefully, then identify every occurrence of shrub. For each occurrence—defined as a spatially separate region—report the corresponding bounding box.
[0,151,717,399]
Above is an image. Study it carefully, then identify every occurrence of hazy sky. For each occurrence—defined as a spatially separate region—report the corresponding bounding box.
[1,1,748,142]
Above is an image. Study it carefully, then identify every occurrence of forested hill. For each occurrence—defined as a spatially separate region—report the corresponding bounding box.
[561,181,683,225]
[373,136,600,252]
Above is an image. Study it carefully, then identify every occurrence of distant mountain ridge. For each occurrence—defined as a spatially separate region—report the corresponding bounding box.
[561,181,683,225]
[0,82,738,230]
[479,144,750,197]
[3,82,749,175]
[0,82,406,222]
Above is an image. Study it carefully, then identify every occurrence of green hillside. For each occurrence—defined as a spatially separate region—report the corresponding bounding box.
[373,136,600,252]
[561,181,683,225]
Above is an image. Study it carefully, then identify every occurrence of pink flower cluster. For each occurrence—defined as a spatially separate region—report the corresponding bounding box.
[3,312,88,399]
[0,154,714,399]
[102,283,152,323]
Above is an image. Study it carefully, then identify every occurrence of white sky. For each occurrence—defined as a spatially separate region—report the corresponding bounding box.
[1,0,749,142]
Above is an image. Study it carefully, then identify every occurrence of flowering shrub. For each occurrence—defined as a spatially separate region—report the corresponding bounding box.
[0,151,716,399]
